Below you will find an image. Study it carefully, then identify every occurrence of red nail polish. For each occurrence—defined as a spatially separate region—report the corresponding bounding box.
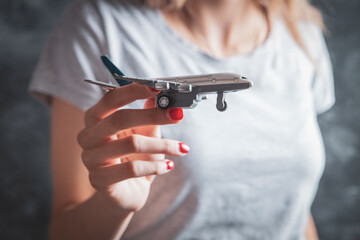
[166,160,174,170]
[169,108,183,121]
[179,143,190,153]
[148,87,159,92]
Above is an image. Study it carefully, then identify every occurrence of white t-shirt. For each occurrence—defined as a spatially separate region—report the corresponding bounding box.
[29,0,335,239]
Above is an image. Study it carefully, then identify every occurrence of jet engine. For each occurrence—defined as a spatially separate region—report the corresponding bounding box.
[154,82,170,90]
[177,84,192,93]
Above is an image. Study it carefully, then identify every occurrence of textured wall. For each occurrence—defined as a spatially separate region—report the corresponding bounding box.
[0,1,72,239]
[311,1,360,239]
[0,0,359,239]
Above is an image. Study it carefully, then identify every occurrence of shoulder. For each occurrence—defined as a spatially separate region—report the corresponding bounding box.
[47,0,159,56]
[271,19,329,64]
[272,19,325,48]
[63,0,143,16]
[55,0,153,34]
[72,0,156,27]
[298,22,328,60]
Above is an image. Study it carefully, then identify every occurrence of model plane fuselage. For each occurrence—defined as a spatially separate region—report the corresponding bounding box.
[85,56,253,112]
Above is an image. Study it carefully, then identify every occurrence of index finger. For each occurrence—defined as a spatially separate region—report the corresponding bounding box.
[85,83,159,127]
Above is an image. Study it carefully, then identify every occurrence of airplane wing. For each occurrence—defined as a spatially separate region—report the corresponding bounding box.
[114,75,155,86]
[114,75,193,92]
[84,79,117,90]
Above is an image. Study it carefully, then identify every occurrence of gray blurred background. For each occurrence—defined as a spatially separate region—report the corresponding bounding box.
[0,0,359,239]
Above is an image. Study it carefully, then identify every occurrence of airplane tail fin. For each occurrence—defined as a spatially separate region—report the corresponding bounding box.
[101,56,131,86]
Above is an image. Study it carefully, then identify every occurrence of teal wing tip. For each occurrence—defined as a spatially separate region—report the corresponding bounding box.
[100,55,108,61]
[100,55,126,76]
[100,55,131,86]
[100,55,110,66]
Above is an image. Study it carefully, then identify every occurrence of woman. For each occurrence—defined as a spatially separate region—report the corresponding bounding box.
[29,0,335,239]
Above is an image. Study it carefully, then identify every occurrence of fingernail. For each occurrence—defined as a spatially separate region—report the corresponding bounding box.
[179,143,190,153]
[148,87,159,92]
[166,160,174,170]
[169,108,183,121]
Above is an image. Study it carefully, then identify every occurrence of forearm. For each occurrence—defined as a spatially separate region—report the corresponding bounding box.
[305,214,319,240]
[49,192,134,240]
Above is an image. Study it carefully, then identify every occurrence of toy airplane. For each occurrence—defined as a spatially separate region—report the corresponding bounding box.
[85,56,253,111]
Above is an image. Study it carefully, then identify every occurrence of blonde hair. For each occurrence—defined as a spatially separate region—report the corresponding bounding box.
[144,0,324,60]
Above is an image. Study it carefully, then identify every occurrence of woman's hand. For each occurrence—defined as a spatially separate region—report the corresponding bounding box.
[77,83,189,212]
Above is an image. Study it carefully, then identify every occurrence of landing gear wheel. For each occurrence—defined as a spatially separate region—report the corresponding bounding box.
[216,91,227,112]
[157,95,171,109]
[216,100,227,112]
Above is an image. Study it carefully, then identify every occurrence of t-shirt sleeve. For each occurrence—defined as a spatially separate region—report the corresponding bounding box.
[29,0,110,111]
[307,25,336,115]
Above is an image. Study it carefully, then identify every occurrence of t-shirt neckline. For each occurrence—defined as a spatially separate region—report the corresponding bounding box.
[153,9,275,64]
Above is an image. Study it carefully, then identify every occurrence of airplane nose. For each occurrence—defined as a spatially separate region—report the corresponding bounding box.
[248,82,253,88]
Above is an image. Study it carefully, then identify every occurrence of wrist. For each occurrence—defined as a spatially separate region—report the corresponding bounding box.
[93,191,134,217]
